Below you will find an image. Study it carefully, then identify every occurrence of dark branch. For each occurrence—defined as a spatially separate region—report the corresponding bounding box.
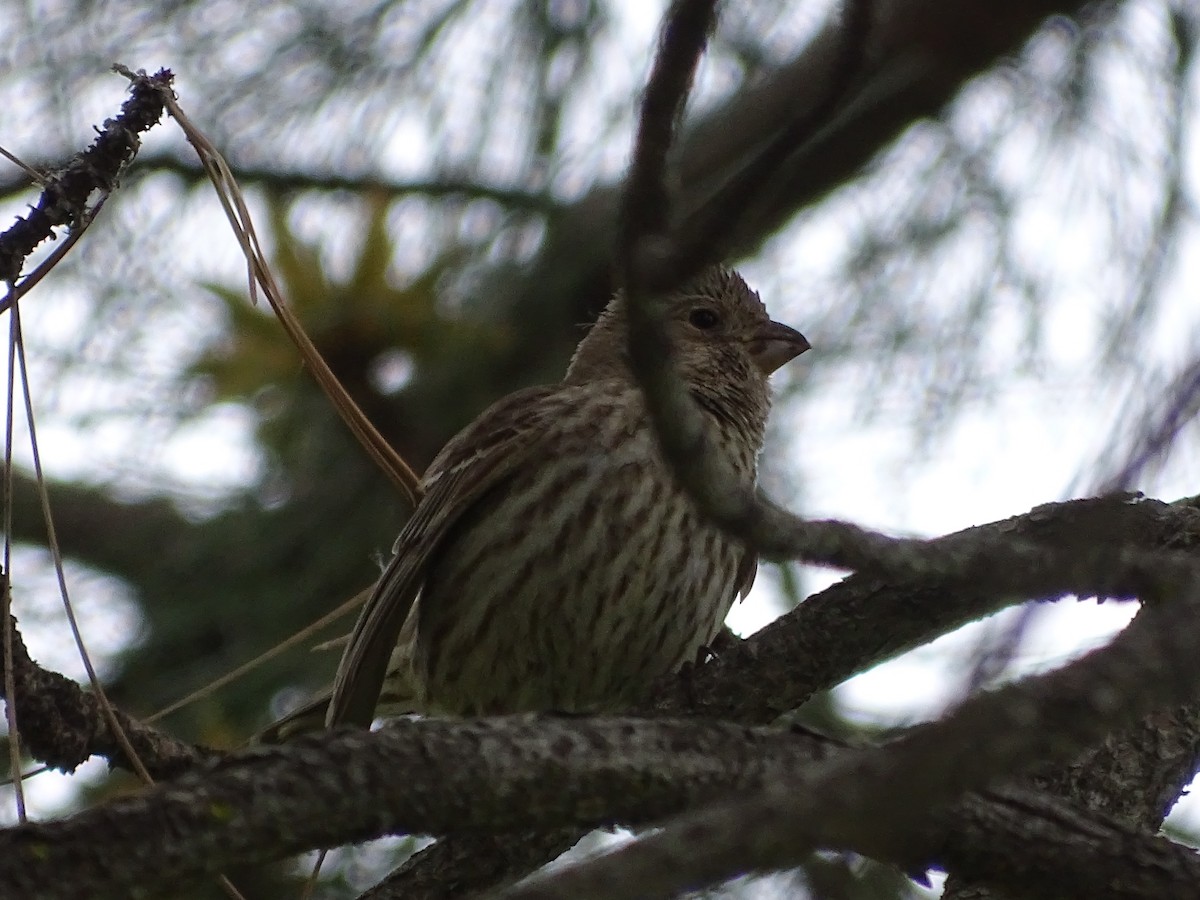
[0,153,556,212]
[931,786,1200,900]
[501,576,1200,898]
[652,0,878,292]
[0,68,172,287]
[618,0,718,260]
[3,705,1200,899]
[0,718,829,899]
[10,492,1200,898]
[2,616,212,779]
[358,496,1200,897]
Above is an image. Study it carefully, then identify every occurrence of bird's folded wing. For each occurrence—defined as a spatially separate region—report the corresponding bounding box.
[736,545,757,602]
[326,385,560,728]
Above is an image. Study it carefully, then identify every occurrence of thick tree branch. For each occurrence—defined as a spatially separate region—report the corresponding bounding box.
[652,494,1194,721]
[945,496,1200,900]
[944,670,1200,900]
[2,616,211,779]
[9,492,1200,899]
[502,584,1200,899]
[931,786,1200,900]
[9,495,1188,781]
[0,718,825,899]
[3,713,1200,900]
[381,496,1198,896]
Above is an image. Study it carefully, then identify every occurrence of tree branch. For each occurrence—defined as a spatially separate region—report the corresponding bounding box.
[651,494,1195,721]
[3,707,1200,899]
[0,717,827,899]
[11,495,1186,779]
[502,584,1200,899]
[10,492,1200,898]
[944,657,1200,900]
[378,496,1200,896]
[0,67,172,289]
[2,616,211,779]
[0,153,556,212]
[931,786,1200,900]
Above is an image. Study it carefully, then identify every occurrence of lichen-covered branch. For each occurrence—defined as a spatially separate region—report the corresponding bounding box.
[2,616,211,779]
[9,492,1200,900]
[3,713,1200,900]
[502,583,1200,899]
[0,68,172,287]
[385,494,1200,896]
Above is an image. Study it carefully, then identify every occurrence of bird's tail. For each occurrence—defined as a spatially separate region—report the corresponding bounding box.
[256,695,330,743]
[256,663,422,743]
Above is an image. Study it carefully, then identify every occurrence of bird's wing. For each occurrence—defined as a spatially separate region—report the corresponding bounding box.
[735,546,757,602]
[326,384,560,728]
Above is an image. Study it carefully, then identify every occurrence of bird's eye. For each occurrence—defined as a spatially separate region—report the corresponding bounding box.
[688,307,721,330]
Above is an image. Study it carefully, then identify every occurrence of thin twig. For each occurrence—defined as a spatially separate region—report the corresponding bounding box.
[664,0,877,289]
[3,305,25,821]
[147,587,368,726]
[0,145,44,185]
[115,65,424,508]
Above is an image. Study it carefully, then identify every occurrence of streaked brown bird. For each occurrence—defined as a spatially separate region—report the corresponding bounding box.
[275,266,808,735]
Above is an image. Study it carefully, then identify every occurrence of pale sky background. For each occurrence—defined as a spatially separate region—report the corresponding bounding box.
[1,1,1198,895]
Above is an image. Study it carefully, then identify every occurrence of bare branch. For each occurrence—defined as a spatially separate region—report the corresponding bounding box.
[617,0,718,260]
[933,786,1200,900]
[1,616,211,779]
[501,582,1200,899]
[0,68,171,290]
[301,496,1200,897]
[11,493,1200,899]
[0,717,827,899]
[2,702,1200,900]
[0,154,556,211]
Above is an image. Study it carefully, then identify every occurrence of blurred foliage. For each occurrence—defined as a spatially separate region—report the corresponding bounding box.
[196,193,510,474]
[0,0,1198,896]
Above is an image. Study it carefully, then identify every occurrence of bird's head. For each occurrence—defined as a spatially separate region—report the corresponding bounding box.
[564,267,808,461]
[566,266,809,393]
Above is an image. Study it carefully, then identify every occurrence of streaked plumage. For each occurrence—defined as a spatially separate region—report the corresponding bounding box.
[273,266,808,735]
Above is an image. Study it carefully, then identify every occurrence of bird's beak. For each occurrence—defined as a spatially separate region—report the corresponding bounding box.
[749,320,810,375]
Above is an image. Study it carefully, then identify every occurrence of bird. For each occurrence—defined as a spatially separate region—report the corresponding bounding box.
[269,266,808,737]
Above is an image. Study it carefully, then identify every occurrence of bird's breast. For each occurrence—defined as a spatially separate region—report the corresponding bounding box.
[414,396,752,715]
